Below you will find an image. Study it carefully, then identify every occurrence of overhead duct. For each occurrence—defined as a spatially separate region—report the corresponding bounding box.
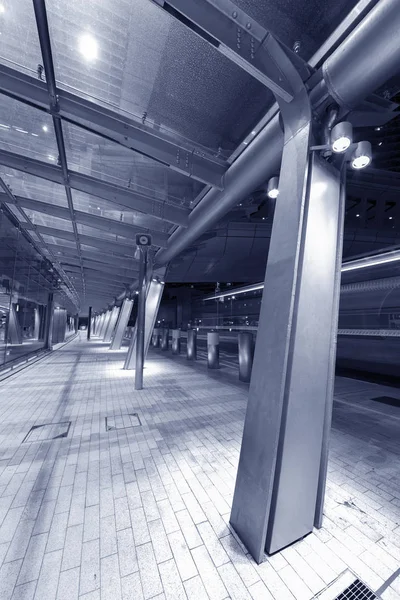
[155,0,400,267]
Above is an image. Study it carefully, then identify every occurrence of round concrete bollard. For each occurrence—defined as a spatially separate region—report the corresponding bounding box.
[172,329,181,354]
[238,332,254,382]
[187,329,197,360]
[161,328,169,351]
[207,331,220,369]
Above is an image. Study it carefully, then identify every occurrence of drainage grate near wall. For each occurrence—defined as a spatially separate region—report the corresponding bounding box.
[371,396,400,407]
[22,421,71,443]
[335,579,378,600]
[105,413,141,431]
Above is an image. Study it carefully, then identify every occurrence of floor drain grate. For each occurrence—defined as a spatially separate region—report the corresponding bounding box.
[22,421,71,443]
[371,396,399,407]
[105,413,141,431]
[335,579,378,600]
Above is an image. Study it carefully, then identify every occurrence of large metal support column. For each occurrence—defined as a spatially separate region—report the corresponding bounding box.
[103,306,120,343]
[87,306,92,340]
[110,298,134,350]
[44,292,54,350]
[7,305,22,345]
[124,275,165,371]
[230,36,345,562]
[99,310,111,339]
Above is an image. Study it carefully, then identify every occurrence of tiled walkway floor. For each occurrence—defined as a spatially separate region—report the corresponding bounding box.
[0,334,399,600]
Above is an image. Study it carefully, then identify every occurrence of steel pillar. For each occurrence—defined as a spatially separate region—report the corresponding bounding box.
[124,276,165,371]
[99,311,111,339]
[44,292,54,350]
[110,298,133,350]
[230,36,346,562]
[87,306,92,340]
[103,306,120,343]
[7,305,22,345]
[207,332,220,369]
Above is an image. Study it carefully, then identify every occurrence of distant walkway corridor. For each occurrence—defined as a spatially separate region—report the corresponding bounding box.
[0,334,399,600]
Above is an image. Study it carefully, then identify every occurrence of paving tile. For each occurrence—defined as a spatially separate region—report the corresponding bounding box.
[191,545,228,600]
[121,572,143,600]
[101,553,122,600]
[168,529,198,581]
[159,558,187,600]
[117,528,138,577]
[136,542,163,599]
[17,532,48,585]
[80,539,100,596]
[148,518,173,564]
[34,549,63,600]
[57,566,80,600]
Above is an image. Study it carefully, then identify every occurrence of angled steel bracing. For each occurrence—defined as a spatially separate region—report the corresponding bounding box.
[155,0,400,267]
[0,64,227,188]
[153,0,311,99]
[32,0,86,296]
[1,194,169,247]
[0,149,189,227]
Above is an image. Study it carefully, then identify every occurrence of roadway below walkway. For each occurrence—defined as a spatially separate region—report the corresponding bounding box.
[0,333,399,600]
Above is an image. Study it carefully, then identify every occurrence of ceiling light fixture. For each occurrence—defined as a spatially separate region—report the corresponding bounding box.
[0,4,5,13]
[267,176,279,199]
[78,33,98,61]
[330,121,352,153]
[42,125,48,132]
[351,141,372,170]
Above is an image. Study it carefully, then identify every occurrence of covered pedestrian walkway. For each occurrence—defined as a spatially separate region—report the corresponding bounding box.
[0,334,399,599]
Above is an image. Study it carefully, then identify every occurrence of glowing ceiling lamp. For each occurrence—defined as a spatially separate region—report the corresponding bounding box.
[78,33,98,61]
[330,121,352,153]
[351,141,372,170]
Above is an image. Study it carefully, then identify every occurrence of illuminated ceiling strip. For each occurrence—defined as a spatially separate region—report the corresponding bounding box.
[205,251,400,300]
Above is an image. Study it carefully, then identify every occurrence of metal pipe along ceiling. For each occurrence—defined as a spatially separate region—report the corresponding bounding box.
[155,0,400,267]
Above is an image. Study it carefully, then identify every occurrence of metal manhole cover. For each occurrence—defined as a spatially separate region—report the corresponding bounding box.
[105,413,141,431]
[371,396,400,407]
[335,579,378,599]
[22,421,71,443]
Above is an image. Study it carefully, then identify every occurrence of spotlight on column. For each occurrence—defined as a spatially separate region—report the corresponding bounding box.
[330,121,352,153]
[351,141,372,169]
[267,176,279,199]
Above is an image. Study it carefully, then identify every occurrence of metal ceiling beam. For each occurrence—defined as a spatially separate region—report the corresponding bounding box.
[155,0,400,266]
[44,244,138,270]
[32,0,86,296]
[2,194,169,247]
[63,259,135,279]
[0,149,189,227]
[154,0,311,99]
[0,64,227,188]
[22,224,138,256]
